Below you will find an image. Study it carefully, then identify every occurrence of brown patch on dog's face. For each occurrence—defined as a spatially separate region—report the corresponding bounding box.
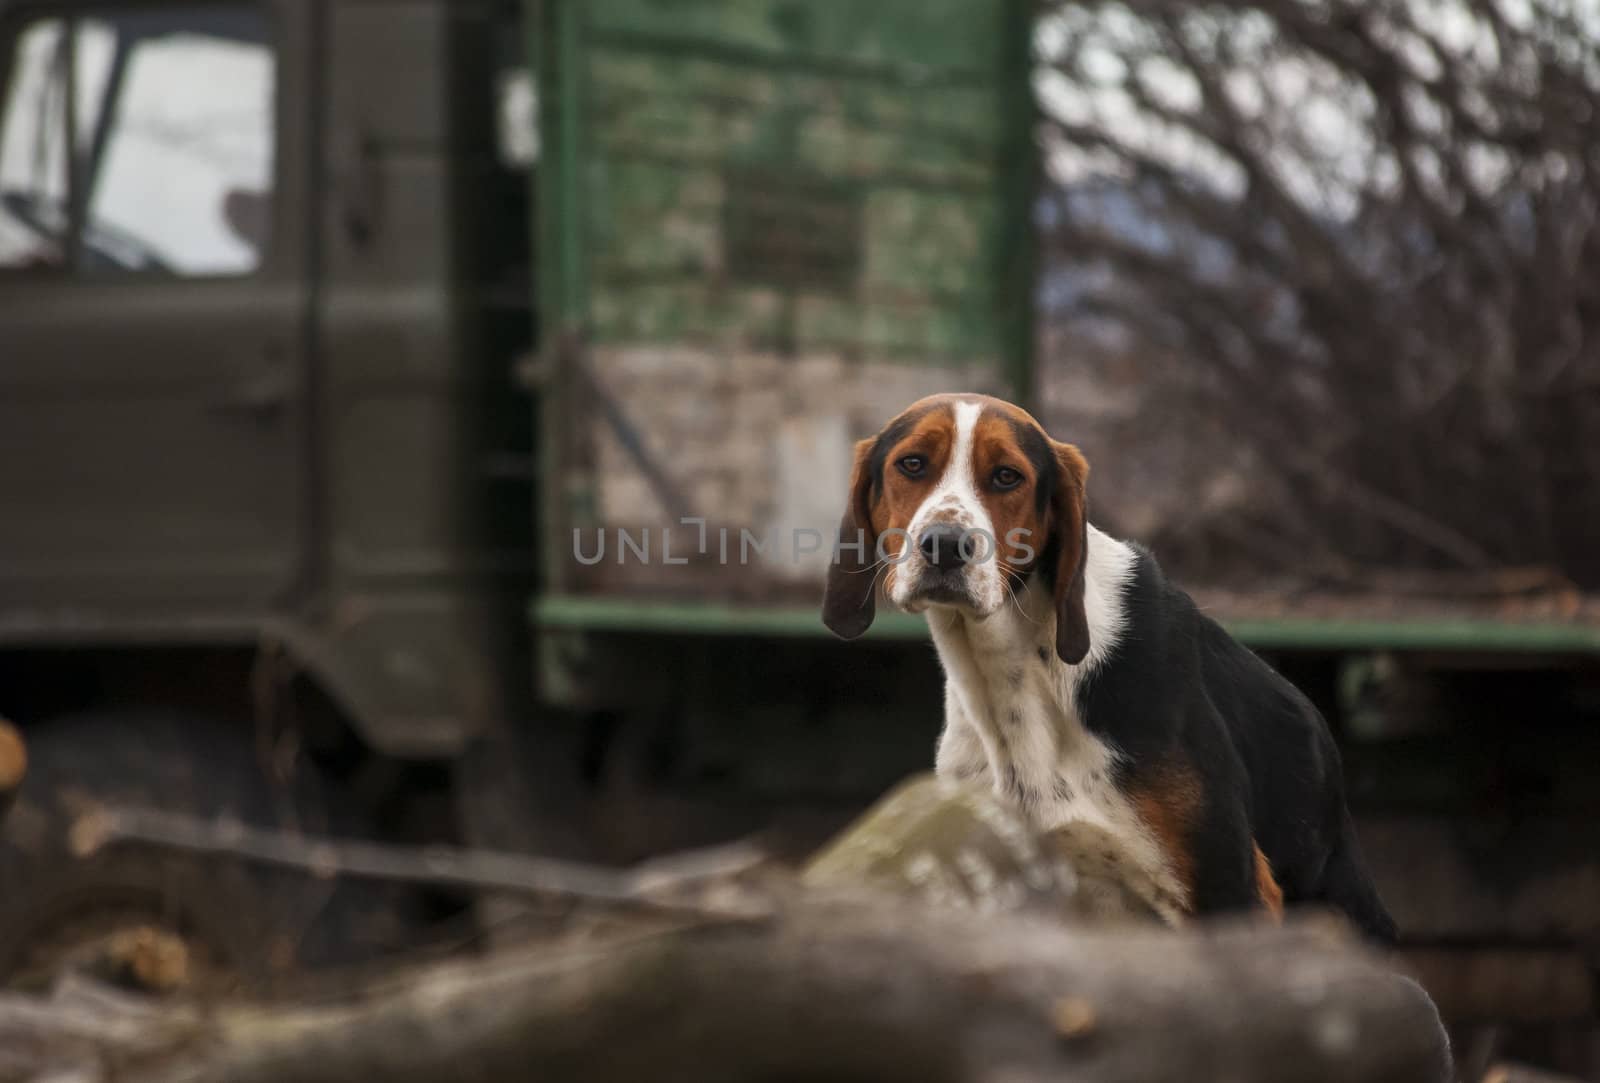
[867,401,959,598]
[961,397,1093,663]
[969,405,1054,584]
[822,397,956,637]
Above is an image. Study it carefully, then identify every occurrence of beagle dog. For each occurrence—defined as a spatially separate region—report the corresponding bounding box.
[822,393,1395,939]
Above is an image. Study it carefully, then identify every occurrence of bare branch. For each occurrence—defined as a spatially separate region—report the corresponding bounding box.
[1037,0,1600,589]
[71,804,771,920]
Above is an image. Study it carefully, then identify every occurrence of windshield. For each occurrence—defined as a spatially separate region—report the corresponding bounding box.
[0,6,274,274]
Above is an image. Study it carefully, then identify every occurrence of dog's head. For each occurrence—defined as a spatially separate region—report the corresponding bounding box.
[822,394,1092,664]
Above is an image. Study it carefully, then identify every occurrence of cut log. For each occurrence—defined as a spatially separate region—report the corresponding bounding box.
[0,895,1449,1083]
[0,777,1451,1083]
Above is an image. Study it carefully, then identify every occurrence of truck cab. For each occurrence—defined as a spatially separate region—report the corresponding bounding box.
[0,0,534,759]
[0,0,541,982]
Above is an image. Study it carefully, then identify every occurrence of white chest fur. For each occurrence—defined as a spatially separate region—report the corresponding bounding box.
[928,526,1189,917]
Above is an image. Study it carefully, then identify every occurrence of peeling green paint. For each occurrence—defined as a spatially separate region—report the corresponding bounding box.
[544,0,1034,366]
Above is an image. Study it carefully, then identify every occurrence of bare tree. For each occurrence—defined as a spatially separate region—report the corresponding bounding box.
[1037,0,1600,593]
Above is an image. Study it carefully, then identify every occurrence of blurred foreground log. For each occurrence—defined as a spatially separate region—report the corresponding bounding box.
[1,775,1450,1082]
[1,897,1448,1083]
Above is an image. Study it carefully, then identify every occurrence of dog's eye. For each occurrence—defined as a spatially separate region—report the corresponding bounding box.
[992,467,1023,490]
[897,456,927,478]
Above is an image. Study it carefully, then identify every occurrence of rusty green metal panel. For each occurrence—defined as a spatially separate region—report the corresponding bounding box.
[545,0,1030,365]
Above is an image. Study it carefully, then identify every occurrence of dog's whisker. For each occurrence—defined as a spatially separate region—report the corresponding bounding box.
[857,560,893,612]
[1003,578,1040,625]
[994,563,1044,625]
[838,555,893,576]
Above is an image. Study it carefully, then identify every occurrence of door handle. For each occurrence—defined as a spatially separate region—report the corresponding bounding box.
[208,367,292,418]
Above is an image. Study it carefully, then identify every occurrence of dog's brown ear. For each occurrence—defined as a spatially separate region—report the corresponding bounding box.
[822,437,881,639]
[1050,441,1091,664]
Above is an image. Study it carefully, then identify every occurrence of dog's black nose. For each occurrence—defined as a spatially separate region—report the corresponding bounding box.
[919,523,968,570]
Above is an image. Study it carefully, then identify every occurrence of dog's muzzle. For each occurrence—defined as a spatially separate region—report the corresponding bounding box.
[902,524,990,610]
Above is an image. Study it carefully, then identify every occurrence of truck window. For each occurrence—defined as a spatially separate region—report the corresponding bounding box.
[0,5,273,275]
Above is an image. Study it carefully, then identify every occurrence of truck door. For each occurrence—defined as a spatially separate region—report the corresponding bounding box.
[0,2,310,623]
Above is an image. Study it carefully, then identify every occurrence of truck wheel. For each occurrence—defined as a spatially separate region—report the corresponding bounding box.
[0,711,407,993]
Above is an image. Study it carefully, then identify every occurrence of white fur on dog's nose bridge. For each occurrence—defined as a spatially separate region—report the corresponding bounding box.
[909,400,988,538]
